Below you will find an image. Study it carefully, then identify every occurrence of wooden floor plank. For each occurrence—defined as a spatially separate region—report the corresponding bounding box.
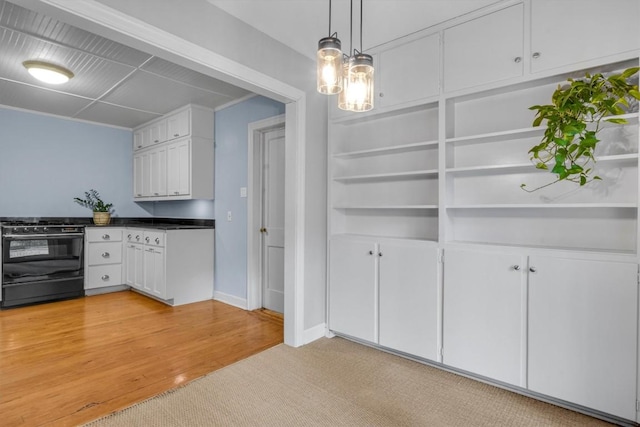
[0,291,284,426]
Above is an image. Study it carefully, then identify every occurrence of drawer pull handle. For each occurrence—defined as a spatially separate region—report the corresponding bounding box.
[101,275,110,281]
[155,238,160,244]
[102,234,110,240]
[174,133,179,137]
[102,252,110,258]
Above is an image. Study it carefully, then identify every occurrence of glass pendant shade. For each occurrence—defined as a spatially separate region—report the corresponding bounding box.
[317,36,343,94]
[346,53,374,112]
[337,58,351,110]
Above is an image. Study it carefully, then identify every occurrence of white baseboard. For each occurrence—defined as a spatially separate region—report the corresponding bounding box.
[303,322,327,345]
[213,291,248,310]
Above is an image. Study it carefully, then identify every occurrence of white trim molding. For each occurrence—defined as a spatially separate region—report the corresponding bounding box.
[213,291,248,310]
[303,323,327,345]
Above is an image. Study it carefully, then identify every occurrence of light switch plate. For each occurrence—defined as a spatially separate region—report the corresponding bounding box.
[240,187,247,198]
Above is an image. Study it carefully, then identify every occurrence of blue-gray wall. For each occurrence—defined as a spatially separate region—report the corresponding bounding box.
[0,107,150,218]
[0,96,285,303]
[213,96,285,300]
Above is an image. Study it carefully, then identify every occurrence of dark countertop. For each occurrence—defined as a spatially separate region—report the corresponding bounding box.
[0,217,215,229]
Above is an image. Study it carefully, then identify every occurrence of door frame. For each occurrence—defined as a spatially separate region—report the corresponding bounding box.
[247,115,286,311]
[31,0,307,347]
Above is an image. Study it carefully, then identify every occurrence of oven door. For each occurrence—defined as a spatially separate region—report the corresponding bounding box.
[2,233,84,283]
[2,233,85,308]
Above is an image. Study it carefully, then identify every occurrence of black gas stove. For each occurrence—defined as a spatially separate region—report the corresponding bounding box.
[1,219,86,308]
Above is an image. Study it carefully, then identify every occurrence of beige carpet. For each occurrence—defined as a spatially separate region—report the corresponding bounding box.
[84,337,611,426]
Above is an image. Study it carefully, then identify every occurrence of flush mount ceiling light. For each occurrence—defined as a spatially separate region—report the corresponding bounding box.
[22,60,74,85]
[316,0,343,94]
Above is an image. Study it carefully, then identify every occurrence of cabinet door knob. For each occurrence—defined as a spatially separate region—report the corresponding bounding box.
[368,250,374,255]
[127,234,132,239]
[514,56,522,63]
[532,52,541,59]
[512,265,520,271]
[379,92,384,97]
[174,191,180,195]
[174,133,179,137]
[102,234,110,240]
[136,235,140,241]
[145,237,150,243]
[101,275,110,281]
[529,267,537,273]
[155,238,160,244]
[378,252,383,257]
[102,252,110,258]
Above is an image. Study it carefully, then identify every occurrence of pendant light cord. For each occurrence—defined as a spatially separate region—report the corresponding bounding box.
[328,0,332,36]
[349,0,353,56]
[359,0,363,53]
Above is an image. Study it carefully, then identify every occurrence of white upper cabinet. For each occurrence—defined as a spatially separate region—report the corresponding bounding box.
[443,4,524,92]
[530,0,640,74]
[377,33,440,110]
[166,109,190,141]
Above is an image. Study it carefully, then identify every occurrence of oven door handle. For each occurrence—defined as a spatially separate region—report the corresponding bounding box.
[3,233,85,239]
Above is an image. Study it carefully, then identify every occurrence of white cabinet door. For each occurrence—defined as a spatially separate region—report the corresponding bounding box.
[443,248,526,386]
[149,119,167,145]
[166,110,190,140]
[133,129,143,151]
[379,242,438,360]
[377,33,440,109]
[143,247,166,299]
[528,256,638,420]
[329,238,377,343]
[124,243,143,289]
[443,4,523,92]
[530,0,639,74]
[167,139,190,196]
[133,153,145,198]
[149,146,167,197]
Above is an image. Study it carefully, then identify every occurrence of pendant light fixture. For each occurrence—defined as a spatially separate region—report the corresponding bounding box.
[338,0,354,111]
[338,0,374,112]
[22,60,74,85]
[347,0,374,112]
[316,0,342,94]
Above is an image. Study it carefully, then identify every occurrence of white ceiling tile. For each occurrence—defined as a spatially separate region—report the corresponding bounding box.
[74,101,162,128]
[0,79,92,116]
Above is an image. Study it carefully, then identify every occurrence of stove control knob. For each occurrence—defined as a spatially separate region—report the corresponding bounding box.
[12,227,20,233]
[23,227,30,233]
[42,227,49,232]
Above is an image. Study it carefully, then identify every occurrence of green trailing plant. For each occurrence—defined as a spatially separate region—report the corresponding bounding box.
[522,67,640,192]
[73,189,113,213]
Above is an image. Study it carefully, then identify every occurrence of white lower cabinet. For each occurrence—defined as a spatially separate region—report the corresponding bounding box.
[329,236,439,360]
[85,228,124,290]
[443,248,526,386]
[441,247,638,421]
[124,228,213,306]
[528,255,638,421]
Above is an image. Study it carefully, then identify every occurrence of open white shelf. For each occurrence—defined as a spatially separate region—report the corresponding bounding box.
[334,205,439,210]
[334,169,438,182]
[446,126,546,145]
[333,140,438,158]
[447,203,637,209]
[446,153,638,175]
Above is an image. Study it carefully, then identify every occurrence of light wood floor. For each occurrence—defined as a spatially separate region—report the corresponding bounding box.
[0,291,284,427]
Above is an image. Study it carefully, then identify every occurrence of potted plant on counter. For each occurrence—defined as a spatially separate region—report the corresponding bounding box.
[74,189,114,225]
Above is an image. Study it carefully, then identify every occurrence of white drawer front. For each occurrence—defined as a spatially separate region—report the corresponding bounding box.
[87,228,123,243]
[86,264,123,289]
[88,242,123,265]
[143,230,165,247]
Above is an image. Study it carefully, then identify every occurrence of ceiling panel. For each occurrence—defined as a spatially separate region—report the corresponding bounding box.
[0,0,151,67]
[0,79,91,116]
[74,101,162,129]
[102,70,241,114]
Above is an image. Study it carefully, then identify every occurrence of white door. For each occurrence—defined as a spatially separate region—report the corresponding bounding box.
[528,255,638,420]
[261,127,286,313]
[443,248,526,386]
